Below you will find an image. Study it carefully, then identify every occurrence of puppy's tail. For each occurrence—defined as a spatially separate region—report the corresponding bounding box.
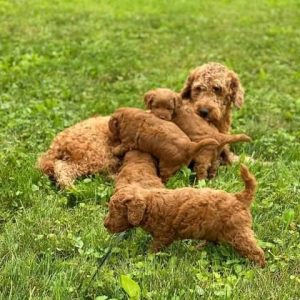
[218,133,251,148]
[189,138,219,158]
[235,164,257,207]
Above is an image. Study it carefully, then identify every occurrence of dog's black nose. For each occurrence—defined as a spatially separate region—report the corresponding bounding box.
[104,219,109,228]
[199,108,209,118]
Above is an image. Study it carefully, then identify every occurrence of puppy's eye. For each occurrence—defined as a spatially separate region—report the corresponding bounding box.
[213,86,222,94]
[194,86,204,93]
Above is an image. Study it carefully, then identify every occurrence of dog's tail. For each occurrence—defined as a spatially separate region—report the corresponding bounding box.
[189,138,219,158]
[235,164,257,207]
[218,133,251,148]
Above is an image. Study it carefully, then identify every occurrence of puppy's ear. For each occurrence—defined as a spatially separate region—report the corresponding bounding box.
[172,93,183,111]
[144,91,155,109]
[126,196,146,226]
[108,116,119,136]
[228,71,244,108]
[180,69,197,100]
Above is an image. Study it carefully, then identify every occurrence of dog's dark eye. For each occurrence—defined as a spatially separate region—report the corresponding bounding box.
[194,86,204,93]
[213,86,222,94]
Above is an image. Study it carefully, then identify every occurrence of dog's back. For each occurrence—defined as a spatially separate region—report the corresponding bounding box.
[115,150,164,190]
[112,108,195,162]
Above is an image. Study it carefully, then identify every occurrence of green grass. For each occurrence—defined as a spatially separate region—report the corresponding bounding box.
[0,0,300,299]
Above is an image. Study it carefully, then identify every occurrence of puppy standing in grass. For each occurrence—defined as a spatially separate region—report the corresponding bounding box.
[109,149,164,234]
[108,107,219,182]
[181,62,245,164]
[104,164,265,268]
[144,88,251,179]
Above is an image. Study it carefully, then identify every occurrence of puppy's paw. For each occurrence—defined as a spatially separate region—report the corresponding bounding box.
[228,153,240,163]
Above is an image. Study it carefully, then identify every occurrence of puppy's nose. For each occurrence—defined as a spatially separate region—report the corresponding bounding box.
[104,219,109,228]
[199,108,209,118]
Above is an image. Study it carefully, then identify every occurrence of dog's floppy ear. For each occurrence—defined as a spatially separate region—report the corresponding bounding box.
[126,195,146,226]
[228,71,244,108]
[144,90,155,109]
[180,68,197,100]
[108,115,119,136]
[173,93,183,111]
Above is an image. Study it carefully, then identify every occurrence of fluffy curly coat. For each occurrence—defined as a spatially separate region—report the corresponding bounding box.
[108,107,219,182]
[144,88,251,179]
[37,116,120,188]
[115,150,164,191]
[181,62,244,164]
[104,164,265,267]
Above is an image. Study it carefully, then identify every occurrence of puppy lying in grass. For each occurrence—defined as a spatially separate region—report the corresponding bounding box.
[115,150,164,191]
[37,116,120,188]
[104,164,265,268]
[108,107,218,182]
[144,88,251,179]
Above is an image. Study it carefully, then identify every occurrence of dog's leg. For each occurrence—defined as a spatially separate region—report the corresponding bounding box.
[220,145,239,165]
[194,163,208,180]
[226,230,266,268]
[193,156,211,180]
[54,160,81,189]
[207,158,220,179]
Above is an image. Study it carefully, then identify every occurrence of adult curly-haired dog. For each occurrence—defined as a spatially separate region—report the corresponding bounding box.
[144,88,251,179]
[108,107,218,182]
[37,116,120,188]
[104,164,265,267]
[181,62,244,163]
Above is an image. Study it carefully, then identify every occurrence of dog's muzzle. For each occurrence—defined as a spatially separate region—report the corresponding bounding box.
[199,108,209,118]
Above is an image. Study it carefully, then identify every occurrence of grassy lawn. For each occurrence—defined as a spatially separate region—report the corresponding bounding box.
[0,0,300,299]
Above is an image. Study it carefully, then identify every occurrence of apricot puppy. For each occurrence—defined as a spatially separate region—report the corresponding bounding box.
[104,164,265,268]
[115,150,164,191]
[144,88,251,179]
[108,107,218,182]
[37,116,120,188]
